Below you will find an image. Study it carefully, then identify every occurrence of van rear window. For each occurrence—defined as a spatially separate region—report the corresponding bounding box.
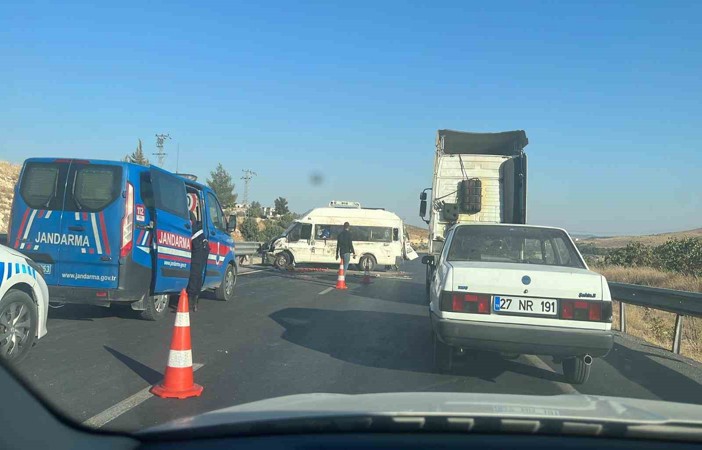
[67,165,123,212]
[19,162,68,210]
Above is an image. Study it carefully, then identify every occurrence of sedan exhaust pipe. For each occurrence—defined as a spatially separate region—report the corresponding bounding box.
[583,354,593,365]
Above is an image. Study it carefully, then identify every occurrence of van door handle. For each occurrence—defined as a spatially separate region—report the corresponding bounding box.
[68,225,85,231]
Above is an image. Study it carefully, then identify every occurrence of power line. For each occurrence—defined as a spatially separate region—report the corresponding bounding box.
[153,133,171,166]
[241,169,257,205]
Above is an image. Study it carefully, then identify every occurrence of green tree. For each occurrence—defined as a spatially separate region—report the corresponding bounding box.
[248,201,263,218]
[655,238,702,276]
[261,221,286,242]
[124,139,150,166]
[604,242,655,267]
[240,216,261,241]
[274,197,289,216]
[207,163,237,208]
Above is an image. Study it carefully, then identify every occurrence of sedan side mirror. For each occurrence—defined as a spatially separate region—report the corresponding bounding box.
[227,214,237,232]
[421,255,435,265]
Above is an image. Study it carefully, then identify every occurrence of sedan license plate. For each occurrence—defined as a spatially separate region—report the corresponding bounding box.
[493,296,557,316]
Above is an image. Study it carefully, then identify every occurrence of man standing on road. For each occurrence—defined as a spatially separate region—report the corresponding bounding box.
[187,210,210,312]
[335,222,356,273]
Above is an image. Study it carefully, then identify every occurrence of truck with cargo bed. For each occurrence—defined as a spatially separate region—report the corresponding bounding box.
[419,129,529,291]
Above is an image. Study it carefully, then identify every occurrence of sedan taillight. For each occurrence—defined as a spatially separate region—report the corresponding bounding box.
[441,292,491,314]
[561,300,611,322]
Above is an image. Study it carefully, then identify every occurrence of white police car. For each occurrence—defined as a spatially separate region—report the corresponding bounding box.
[0,243,49,363]
[423,223,613,384]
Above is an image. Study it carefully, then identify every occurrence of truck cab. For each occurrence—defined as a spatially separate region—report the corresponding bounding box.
[8,158,238,320]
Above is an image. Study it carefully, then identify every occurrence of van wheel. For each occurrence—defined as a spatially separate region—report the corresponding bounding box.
[562,356,591,384]
[274,252,291,269]
[433,333,453,373]
[216,264,237,301]
[357,255,376,272]
[140,294,170,321]
[0,290,38,364]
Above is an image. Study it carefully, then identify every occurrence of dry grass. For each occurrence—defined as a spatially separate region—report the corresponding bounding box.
[594,265,702,362]
[0,161,20,233]
[583,228,702,249]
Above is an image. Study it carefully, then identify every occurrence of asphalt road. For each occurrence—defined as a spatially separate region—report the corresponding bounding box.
[12,259,702,432]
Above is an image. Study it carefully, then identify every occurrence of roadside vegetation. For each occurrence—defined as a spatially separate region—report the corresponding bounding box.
[583,238,702,362]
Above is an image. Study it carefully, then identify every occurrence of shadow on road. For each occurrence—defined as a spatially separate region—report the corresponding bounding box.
[270,307,563,383]
[350,281,427,306]
[104,346,163,385]
[48,304,138,321]
[604,341,702,404]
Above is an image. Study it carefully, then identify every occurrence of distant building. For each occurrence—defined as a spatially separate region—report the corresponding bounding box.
[232,203,249,216]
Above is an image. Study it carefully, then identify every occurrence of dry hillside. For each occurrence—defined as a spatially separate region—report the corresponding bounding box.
[405,224,428,247]
[0,161,20,233]
[583,228,702,249]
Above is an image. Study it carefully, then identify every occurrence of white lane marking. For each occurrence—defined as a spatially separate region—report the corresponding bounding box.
[82,363,204,429]
[523,355,579,394]
[318,287,334,295]
[90,213,103,254]
[238,269,267,276]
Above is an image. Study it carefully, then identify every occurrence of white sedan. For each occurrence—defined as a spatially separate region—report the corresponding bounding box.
[0,243,49,363]
[423,223,613,384]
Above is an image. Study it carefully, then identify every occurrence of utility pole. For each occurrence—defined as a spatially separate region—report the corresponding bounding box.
[241,169,257,206]
[154,133,171,166]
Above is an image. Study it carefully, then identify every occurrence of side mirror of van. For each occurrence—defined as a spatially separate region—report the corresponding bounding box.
[421,255,435,266]
[227,215,237,232]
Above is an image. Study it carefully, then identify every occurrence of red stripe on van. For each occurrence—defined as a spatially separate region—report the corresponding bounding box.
[14,209,30,247]
[99,212,111,255]
[82,212,88,221]
[137,230,145,246]
[158,254,191,263]
[37,210,45,218]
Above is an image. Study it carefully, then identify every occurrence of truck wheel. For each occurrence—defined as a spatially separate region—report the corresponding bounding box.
[274,252,291,269]
[140,294,170,321]
[0,289,38,364]
[562,356,592,384]
[215,264,237,301]
[357,255,376,272]
[433,333,453,373]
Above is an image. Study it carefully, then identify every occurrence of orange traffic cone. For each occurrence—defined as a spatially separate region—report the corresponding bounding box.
[335,259,348,290]
[151,289,203,399]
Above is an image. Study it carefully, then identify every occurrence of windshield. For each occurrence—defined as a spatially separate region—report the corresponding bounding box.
[2,0,702,442]
[447,226,585,269]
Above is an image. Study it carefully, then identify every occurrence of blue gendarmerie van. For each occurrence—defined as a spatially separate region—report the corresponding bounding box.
[7,158,238,320]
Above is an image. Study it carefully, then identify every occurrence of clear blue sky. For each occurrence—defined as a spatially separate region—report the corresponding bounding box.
[1,1,700,235]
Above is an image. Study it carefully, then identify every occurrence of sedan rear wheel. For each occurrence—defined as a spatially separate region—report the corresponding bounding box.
[562,356,592,384]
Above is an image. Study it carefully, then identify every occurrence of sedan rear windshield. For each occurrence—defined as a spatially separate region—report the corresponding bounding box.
[447,225,585,269]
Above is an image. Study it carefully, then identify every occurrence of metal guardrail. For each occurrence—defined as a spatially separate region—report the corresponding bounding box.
[235,242,262,257]
[609,282,702,355]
